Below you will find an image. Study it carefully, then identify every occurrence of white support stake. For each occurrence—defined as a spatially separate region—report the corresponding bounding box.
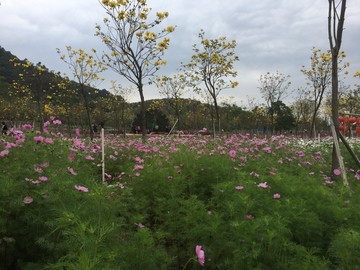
[101,128,105,184]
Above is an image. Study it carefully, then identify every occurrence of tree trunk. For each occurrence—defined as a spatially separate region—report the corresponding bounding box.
[328,0,346,180]
[80,85,94,140]
[138,83,146,139]
[213,97,220,135]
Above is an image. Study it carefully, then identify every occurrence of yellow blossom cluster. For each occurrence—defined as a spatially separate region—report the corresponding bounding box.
[144,31,157,41]
[156,12,169,20]
[157,37,170,51]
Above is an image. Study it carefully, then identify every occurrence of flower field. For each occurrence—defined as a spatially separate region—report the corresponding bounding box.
[1,119,360,269]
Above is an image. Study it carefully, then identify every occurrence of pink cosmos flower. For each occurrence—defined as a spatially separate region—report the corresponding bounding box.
[68,152,75,161]
[355,172,360,180]
[333,169,341,176]
[74,185,89,192]
[53,120,62,125]
[263,146,271,153]
[246,213,254,220]
[195,245,205,266]
[23,196,33,204]
[34,136,44,143]
[296,151,305,157]
[133,164,144,171]
[39,176,48,182]
[67,167,77,176]
[235,185,244,190]
[257,182,269,188]
[85,155,95,161]
[273,193,281,199]
[44,138,54,144]
[43,121,50,128]
[75,128,80,136]
[0,149,9,158]
[229,149,236,158]
[5,142,17,149]
[135,156,144,163]
[22,124,33,130]
[39,162,49,167]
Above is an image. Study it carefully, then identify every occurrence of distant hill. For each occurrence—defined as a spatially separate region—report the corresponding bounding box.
[0,46,112,100]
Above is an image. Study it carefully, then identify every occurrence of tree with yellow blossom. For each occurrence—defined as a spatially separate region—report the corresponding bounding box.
[182,29,239,135]
[57,46,106,140]
[9,59,57,131]
[300,47,348,138]
[96,0,175,137]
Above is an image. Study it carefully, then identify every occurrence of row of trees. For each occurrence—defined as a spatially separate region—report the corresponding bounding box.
[0,0,358,143]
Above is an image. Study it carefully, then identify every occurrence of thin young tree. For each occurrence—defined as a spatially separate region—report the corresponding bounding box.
[258,71,291,134]
[155,73,188,130]
[328,0,347,179]
[109,81,134,136]
[301,47,348,138]
[57,46,106,140]
[96,0,175,137]
[182,29,239,135]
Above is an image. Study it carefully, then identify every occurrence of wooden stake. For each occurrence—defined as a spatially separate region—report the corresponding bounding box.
[329,119,349,187]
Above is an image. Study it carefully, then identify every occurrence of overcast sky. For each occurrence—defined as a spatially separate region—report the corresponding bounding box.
[1,0,360,107]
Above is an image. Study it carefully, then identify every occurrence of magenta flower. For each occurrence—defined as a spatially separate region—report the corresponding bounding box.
[273,193,281,199]
[195,245,205,266]
[23,196,33,204]
[6,142,17,149]
[85,155,95,161]
[235,185,244,190]
[74,185,89,192]
[333,169,341,176]
[34,136,44,143]
[229,149,236,158]
[257,182,269,188]
[75,128,80,136]
[68,152,75,161]
[296,151,305,157]
[22,123,33,129]
[263,146,271,153]
[0,149,9,158]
